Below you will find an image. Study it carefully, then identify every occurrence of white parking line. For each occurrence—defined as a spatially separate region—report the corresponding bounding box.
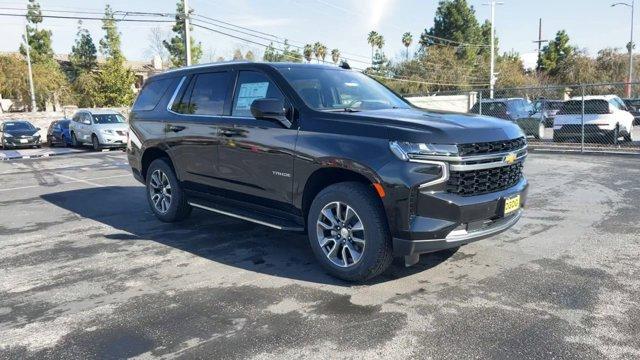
[0,174,132,192]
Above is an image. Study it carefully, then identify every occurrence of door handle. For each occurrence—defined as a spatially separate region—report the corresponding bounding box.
[218,129,236,137]
[168,125,186,133]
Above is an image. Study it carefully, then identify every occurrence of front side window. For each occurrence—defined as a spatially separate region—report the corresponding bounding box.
[277,67,409,112]
[232,71,284,117]
[92,114,126,124]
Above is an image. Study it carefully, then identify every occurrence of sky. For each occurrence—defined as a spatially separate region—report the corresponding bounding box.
[0,0,635,70]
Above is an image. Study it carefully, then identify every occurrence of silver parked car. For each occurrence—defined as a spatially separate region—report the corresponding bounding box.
[69,109,128,150]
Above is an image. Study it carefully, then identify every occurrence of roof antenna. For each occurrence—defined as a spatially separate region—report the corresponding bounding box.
[339,60,351,70]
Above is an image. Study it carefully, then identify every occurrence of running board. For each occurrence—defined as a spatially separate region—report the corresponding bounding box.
[188,201,304,232]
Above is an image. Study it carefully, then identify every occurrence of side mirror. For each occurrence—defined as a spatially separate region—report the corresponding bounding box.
[36,127,41,131]
[250,98,292,128]
[83,120,91,125]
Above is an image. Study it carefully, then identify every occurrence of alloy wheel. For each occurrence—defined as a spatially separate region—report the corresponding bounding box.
[316,201,365,268]
[149,169,172,214]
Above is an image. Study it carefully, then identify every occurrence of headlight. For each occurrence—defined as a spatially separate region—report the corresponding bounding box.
[389,141,458,161]
[101,129,115,135]
[3,133,12,138]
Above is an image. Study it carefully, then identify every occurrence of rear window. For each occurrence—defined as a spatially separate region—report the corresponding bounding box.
[470,102,507,114]
[559,100,610,115]
[132,78,173,111]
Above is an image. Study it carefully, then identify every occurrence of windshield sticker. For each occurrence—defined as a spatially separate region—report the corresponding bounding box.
[235,82,269,110]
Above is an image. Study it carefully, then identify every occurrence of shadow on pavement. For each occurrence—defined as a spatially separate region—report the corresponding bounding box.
[41,186,455,285]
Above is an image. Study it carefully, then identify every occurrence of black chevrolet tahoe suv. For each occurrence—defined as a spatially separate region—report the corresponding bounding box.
[127,62,528,281]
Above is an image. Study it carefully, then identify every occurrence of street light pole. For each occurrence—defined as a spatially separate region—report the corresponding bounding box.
[485,1,503,99]
[183,0,192,66]
[24,25,37,113]
[612,1,635,97]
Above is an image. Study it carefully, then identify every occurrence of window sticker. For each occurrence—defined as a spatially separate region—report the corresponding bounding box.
[235,82,269,110]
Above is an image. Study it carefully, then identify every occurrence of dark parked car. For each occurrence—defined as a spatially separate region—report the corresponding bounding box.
[532,99,564,127]
[46,119,72,147]
[622,98,640,126]
[0,120,42,149]
[127,63,528,281]
[469,98,544,139]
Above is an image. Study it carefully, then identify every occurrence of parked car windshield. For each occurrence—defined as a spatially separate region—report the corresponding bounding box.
[277,68,409,111]
[92,114,126,124]
[2,122,35,131]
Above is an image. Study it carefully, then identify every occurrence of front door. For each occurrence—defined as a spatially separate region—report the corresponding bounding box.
[216,70,298,213]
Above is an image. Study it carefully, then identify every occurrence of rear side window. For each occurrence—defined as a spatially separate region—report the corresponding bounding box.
[174,72,231,116]
[559,100,610,115]
[133,78,173,111]
[232,71,284,117]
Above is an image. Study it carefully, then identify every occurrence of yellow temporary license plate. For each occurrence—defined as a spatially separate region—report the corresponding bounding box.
[503,195,521,216]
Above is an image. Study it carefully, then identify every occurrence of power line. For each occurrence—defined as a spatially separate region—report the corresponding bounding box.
[0,13,175,23]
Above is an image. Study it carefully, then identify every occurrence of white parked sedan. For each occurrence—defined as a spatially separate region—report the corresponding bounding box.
[69,109,128,150]
[553,95,635,144]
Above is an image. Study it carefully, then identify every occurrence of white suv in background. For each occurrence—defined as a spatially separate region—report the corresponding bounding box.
[553,95,635,144]
[69,109,128,151]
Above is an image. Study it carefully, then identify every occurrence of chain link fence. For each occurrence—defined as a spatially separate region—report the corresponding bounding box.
[407,82,640,154]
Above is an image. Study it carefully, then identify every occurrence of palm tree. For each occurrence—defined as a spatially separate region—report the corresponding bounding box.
[303,44,313,63]
[402,32,412,61]
[331,48,340,64]
[318,43,327,63]
[367,30,379,65]
[376,34,385,51]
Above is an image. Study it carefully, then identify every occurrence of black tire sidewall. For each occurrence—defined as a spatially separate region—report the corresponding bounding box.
[146,158,191,222]
[307,182,392,281]
[71,132,78,147]
[92,135,100,151]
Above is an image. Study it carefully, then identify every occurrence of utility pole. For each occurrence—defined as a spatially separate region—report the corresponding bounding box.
[183,0,192,66]
[532,18,548,70]
[24,25,37,113]
[485,1,503,99]
[612,1,635,97]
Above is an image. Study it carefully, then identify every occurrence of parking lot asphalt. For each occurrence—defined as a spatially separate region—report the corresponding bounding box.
[0,151,639,359]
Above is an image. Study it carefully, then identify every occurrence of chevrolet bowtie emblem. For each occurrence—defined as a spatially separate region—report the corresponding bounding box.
[504,152,517,165]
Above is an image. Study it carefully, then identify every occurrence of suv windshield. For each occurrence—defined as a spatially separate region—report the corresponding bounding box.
[3,122,34,131]
[93,114,126,124]
[277,68,409,111]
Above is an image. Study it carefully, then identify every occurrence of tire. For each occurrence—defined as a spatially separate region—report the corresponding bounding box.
[146,158,192,222]
[608,126,620,145]
[307,182,393,282]
[535,122,545,140]
[624,126,635,142]
[46,136,53,147]
[71,132,79,147]
[91,134,101,151]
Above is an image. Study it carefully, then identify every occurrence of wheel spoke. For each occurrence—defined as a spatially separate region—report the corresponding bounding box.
[345,205,356,223]
[341,245,350,266]
[151,194,161,206]
[317,220,333,230]
[351,220,363,232]
[345,242,361,263]
[319,236,335,248]
[321,207,339,227]
[351,236,365,245]
[326,240,340,258]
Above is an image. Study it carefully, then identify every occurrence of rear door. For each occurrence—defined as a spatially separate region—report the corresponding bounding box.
[165,70,234,190]
[216,69,298,212]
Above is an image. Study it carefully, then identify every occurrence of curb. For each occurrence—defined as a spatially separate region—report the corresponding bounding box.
[529,147,640,158]
[0,148,121,161]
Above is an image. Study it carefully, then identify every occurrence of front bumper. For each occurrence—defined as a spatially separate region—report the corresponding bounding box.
[2,137,41,148]
[98,133,127,148]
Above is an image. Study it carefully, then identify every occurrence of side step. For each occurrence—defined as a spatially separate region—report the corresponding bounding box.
[188,200,304,232]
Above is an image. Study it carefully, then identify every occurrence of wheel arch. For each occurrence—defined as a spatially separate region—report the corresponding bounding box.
[141,147,175,181]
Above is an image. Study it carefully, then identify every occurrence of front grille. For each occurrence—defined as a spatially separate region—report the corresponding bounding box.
[447,162,523,196]
[457,137,526,157]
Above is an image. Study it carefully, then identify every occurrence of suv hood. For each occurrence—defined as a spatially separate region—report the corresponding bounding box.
[343,108,524,144]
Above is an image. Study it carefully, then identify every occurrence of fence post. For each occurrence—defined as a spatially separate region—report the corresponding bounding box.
[580,84,586,153]
[479,91,483,116]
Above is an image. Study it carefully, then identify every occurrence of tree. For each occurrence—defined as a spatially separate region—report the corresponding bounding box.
[313,42,327,63]
[538,30,574,75]
[19,0,54,64]
[94,5,135,107]
[331,49,340,64]
[69,21,97,75]
[367,31,380,64]
[420,0,486,62]
[303,44,313,63]
[245,50,255,62]
[145,27,170,66]
[263,40,302,62]
[232,49,244,61]
[163,1,203,67]
[402,32,413,61]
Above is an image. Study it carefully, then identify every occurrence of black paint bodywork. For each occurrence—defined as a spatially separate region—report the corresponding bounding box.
[127,62,528,256]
